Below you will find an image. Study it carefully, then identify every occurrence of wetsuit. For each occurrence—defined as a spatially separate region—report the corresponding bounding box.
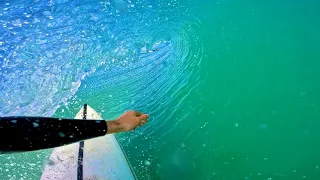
[0,117,107,153]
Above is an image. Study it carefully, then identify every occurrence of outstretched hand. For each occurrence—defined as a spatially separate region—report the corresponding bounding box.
[106,110,149,134]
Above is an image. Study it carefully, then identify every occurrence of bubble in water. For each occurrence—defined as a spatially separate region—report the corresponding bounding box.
[58,132,66,137]
[33,122,39,127]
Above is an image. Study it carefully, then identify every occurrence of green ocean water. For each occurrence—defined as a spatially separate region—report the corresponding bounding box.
[1,0,320,179]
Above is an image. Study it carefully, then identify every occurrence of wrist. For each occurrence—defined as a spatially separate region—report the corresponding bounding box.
[106,120,124,134]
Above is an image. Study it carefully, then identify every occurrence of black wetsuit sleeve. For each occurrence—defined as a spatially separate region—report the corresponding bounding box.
[0,117,107,153]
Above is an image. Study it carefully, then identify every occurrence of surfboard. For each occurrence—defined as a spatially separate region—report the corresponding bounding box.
[41,104,136,180]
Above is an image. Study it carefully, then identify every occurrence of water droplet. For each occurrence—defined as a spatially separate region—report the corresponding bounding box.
[292,169,297,173]
[302,176,307,179]
[33,122,39,127]
[33,18,40,23]
[267,178,272,180]
[259,124,268,129]
[47,159,55,166]
[141,46,147,53]
[300,92,306,96]
[144,160,151,166]
[264,157,268,160]
[58,132,65,137]
[234,123,239,127]
[12,19,22,27]
[181,143,186,148]
[69,135,74,138]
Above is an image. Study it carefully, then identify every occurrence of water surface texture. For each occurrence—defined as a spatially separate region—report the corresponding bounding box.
[1,0,320,179]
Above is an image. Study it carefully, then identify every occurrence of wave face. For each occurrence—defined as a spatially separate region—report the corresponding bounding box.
[0,0,203,179]
[0,0,202,118]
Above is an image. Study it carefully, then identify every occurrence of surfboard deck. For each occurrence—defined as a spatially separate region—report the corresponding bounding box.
[41,105,136,180]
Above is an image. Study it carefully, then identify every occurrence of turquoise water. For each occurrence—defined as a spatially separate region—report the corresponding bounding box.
[1,0,320,179]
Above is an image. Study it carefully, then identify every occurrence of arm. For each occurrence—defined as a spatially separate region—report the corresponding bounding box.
[0,111,149,153]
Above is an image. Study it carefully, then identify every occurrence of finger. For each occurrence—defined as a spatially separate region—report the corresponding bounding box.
[139,116,149,126]
[140,120,147,126]
[139,114,149,121]
[134,111,143,117]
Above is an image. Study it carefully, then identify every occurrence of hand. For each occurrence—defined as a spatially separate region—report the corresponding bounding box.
[106,110,149,134]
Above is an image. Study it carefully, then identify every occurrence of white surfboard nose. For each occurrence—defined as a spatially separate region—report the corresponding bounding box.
[41,105,136,180]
